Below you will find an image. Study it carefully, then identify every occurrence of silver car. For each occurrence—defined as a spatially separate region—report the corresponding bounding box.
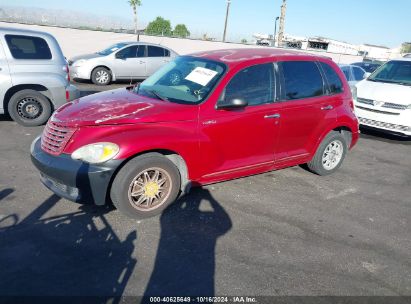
[339,64,369,90]
[0,27,79,126]
[69,42,178,85]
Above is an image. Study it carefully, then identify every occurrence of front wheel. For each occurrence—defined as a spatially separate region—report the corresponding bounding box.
[110,153,181,219]
[307,131,348,176]
[91,67,112,86]
[7,89,52,127]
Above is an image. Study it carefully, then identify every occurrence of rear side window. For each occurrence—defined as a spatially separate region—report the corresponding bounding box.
[5,35,52,60]
[222,63,274,106]
[320,62,344,94]
[147,46,166,57]
[281,61,324,100]
[353,67,366,81]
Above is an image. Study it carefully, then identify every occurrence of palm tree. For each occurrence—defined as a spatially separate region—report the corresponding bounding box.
[129,0,142,41]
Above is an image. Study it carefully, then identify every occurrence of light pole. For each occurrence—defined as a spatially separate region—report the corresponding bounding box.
[273,16,279,47]
[222,0,231,42]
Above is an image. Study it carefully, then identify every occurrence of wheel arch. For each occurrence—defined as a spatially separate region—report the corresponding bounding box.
[3,84,53,114]
[91,65,116,81]
[106,149,191,205]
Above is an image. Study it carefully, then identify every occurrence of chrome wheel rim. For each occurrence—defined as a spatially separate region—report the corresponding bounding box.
[322,140,343,170]
[96,70,109,84]
[17,97,42,120]
[128,167,172,211]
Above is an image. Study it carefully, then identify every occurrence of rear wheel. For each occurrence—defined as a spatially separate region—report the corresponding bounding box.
[307,131,348,176]
[110,153,181,219]
[7,89,52,127]
[91,67,111,85]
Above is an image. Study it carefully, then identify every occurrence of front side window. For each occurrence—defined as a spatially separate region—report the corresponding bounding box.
[135,56,226,104]
[116,46,138,59]
[368,60,411,85]
[5,35,52,60]
[220,63,274,107]
[281,61,324,100]
[148,46,166,57]
[320,62,344,94]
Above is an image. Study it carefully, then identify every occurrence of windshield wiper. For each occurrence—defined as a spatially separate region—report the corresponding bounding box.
[144,89,169,102]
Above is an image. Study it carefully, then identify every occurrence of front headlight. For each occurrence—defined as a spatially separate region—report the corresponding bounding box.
[352,86,357,101]
[71,142,119,164]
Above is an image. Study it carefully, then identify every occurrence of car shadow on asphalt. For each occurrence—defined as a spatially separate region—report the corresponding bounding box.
[0,188,14,201]
[143,188,232,298]
[0,194,136,302]
[0,188,232,299]
[360,127,411,145]
[0,114,12,122]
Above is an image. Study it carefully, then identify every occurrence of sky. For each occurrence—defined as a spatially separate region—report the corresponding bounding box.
[2,0,410,47]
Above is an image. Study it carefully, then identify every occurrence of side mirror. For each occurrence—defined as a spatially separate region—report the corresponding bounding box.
[217,98,248,110]
[115,52,125,60]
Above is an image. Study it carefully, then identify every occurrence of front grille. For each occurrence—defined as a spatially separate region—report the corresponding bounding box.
[356,106,399,115]
[41,121,76,156]
[382,102,408,111]
[357,98,374,106]
[357,98,408,111]
[358,117,410,132]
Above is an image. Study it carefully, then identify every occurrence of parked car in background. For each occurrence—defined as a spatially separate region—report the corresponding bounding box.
[31,49,359,219]
[351,61,381,73]
[69,42,178,85]
[403,53,411,58]
[339,64,368,90]
[354,58,411,137]
[0,27,79,126]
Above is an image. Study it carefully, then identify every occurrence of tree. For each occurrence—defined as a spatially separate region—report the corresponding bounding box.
[401,42,411,54]
[128,0,142,41]
[241,38,247,44]
[145,16,172,36]
[173,24,190,38]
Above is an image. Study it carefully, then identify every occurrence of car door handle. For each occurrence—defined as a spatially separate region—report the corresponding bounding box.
[321,105,333,110]
[264,113,281,119]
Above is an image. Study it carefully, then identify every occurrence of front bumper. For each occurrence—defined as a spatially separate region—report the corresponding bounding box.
[30,137,122,205]
[354,105,411,137]
[70,64,92,81]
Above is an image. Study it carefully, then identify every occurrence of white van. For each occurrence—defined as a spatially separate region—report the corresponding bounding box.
[0,27,79,126]
[354,58,411,137]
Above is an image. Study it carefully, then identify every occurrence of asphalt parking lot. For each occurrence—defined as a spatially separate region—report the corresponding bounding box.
[0,81,410,298]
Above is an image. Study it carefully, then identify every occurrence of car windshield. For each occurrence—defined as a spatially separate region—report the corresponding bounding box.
[98,43,130,56]
[134,56,226,104]
[368,60,411,85]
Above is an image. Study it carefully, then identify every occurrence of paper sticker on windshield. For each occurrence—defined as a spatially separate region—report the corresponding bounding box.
[185,67,218,86]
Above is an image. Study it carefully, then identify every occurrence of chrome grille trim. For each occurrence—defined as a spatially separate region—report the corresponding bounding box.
[41,121,76,156]
[358,117,410,132]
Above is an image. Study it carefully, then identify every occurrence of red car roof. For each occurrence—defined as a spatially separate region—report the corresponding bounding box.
[189,48,329,67]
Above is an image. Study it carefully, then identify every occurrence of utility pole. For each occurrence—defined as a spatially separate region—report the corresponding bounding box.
[273,16,279,47]
[277,0,287,47]
[222,0,231,42]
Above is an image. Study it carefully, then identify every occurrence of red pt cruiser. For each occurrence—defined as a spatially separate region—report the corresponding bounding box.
[31,49,359,218]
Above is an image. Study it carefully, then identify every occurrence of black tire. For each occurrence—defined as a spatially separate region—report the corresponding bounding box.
[7,89,52,127]
[110,153,181,219]
[307,131,348,176]
[91,67,112,86]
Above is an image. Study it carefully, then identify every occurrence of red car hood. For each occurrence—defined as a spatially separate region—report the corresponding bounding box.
[52,88,198,127]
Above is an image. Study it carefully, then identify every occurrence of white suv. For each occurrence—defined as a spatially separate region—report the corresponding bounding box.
[354,58,411,137]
